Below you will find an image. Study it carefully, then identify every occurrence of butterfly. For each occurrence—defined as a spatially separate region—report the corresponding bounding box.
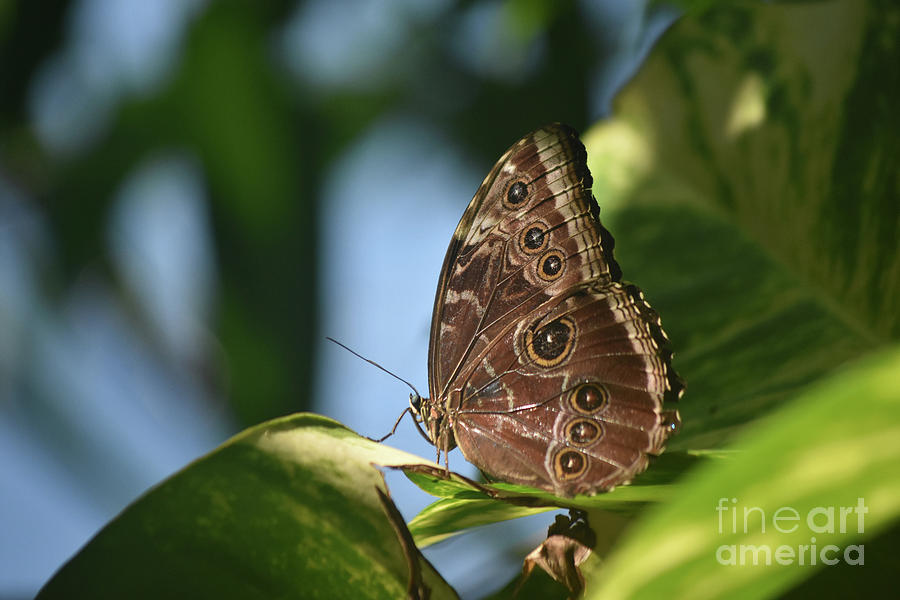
[407,123,683,498]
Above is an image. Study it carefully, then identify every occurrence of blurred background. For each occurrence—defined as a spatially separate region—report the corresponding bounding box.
[0,1,676,597]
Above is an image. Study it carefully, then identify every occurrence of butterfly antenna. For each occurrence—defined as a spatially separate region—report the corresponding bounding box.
[325,337,423,399]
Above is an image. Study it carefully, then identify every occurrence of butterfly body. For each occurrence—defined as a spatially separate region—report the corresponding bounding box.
[416,123,682,498]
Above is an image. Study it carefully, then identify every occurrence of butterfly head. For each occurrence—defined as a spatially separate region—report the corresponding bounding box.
[408,392,423,419]
[408,392,432,443]
[408,392,437,441]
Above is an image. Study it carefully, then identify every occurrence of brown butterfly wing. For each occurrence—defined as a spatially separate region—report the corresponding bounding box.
[451,282,680,496]
[428,124,620,401]
[428,123,681,497]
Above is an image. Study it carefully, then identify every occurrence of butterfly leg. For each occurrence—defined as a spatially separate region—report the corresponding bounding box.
[366,406,411,443]
[441,438,451,477]
[432,439,450,478]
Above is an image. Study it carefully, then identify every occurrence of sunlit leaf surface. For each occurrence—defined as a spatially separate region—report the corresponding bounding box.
[575,1,900,597]
[37,414,458,600]
[589,347,900,599]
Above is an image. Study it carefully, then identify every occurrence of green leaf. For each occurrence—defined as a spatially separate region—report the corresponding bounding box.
[588,345,900,599]
[563,0,900,596]
[37,414,458,600]
[584,0,899,450]
[404,452,714,547]
[411,498,553,548]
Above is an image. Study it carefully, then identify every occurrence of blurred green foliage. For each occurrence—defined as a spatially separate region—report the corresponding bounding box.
[0,0,616,427]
